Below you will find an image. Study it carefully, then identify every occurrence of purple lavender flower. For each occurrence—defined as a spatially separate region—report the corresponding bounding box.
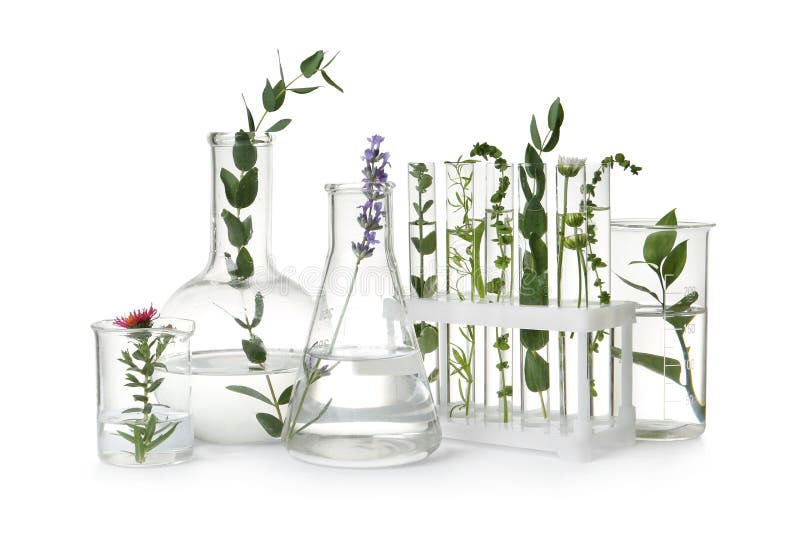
[352,135,390,260]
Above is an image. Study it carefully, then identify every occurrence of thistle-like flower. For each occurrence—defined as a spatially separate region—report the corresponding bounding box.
[557,156,586,178]
[113,305,159,329]
[352,135,390,260]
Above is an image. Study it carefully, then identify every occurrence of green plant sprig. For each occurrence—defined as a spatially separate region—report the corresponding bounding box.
[116,333,178,463]
[470,142,514,422]
[408,163,439,383]
[222,50,342,438]
[614,208,704,422]
[519,98,564,418]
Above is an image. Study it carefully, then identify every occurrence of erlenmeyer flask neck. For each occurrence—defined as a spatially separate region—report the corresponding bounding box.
[206,132,274,273]
[325,182,396,263]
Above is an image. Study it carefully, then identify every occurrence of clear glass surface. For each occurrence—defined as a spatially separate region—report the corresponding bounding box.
[283,182,441,467]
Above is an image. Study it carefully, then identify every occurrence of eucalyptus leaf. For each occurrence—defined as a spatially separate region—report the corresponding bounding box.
[272,80,286,110]
[288,86,320,94]
[300,50,324,77]
[236,247,254,278]
[219,168,239,205]
[241,335,266,364]
[529,237,548,275]
[221,209,247,247]
[232,131,257,171]
[256,412,283,437]
[266,118,292,133]
[520,272,547,305]
[251,291,264,328]
[234,169,258,209]
[542,128,560,152]
[520,198,546,239]
[523,145,546,201]
[321,70,343,92]
[521,329,548,351]
[547,97,564,130]
[262,79,277,112]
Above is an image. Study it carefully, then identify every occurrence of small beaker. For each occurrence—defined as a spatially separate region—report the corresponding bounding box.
[283,181,441,467]
[93,317,194,466]
[611,216,714,439]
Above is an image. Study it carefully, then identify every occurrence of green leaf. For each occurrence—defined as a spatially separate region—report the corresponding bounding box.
[520,272,547,305]
[523,145,546,202]
[221,209,248,247]
[471,220,486,298]
[520,198,546,239]
[242,335,266,364]
[614,273,661,303]
[547,97,564,130]
[321,70,343,92]
[530,113,542,150]
[288,86,320,94]
[278,385,293,405]
[419,230,437,256]
[643,230,677,266]
[242,216,253,244]
[656,209,678,226]
[236,247,254,278]
[144,414,156,441]
[612,347,682,384]
[662,240,688,288]
[256,412,283,438]
[300,50,324,77]
[117,431,136,444]
[236,168,259,208]
[529,237,547,275]
[148,377,164,392]
[145,423,178,451]
[219,168,239,207]
[668,291,698,313]
[272,80,286,110]
[226,385,273,405]
[524,350,550,392]
[232,131,257,171]
[262,78,277,112]
[242,95,255,132]
[251,292,264,329]
[266,118,291,133]
[417,324,438,354]
[521,329,548,350]
[428,368,439,383]
[542,127,560,152]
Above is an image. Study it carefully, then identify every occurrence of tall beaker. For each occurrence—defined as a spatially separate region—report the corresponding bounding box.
[283,181,441,467]
[611,215,714,439]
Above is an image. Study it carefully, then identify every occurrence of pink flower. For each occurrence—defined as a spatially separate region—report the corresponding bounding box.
[113,305,159,329]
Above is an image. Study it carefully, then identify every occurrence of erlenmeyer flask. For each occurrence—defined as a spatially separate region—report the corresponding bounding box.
[283,181,441,467]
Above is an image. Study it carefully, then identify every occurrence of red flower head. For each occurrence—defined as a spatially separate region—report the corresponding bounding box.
[113,305,159,329]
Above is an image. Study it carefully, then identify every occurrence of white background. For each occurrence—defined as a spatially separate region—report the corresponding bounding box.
[1,0,797,531]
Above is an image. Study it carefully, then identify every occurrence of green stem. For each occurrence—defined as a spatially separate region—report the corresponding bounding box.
[675,327,705,422]
[254,73,303,131]
[495,326,509,423]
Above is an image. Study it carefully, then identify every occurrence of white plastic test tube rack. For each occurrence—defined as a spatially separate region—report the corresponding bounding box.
[406,296,637,461]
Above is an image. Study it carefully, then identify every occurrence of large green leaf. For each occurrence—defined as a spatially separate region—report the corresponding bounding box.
[524,350,550,392]
[255,413,283,438]
[221,210,248,247]
[300,50,324,77]
[547,97,564,130]
[612,347,682,384]
[523,145,545,202]
[643,230,677,266]
[262,79,276,112]
[529,113,542,150]
[520,272,547,305]
[236,247,254,278]
[520,198,546,239]
[417,324,438,354]
[236,168,259,208]
[219,168,239,205]
[662,240,688,288]
[542,128,560,152]
[242,335,266,364]
[529,237,547,275]
[232,131,257,171]
[521,329,548,350]
[418,230,437,256]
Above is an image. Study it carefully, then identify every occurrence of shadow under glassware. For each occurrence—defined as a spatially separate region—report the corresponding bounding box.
[163,132,315,444]
[611,219,714,440]
[282,182,442,468]
[93,317,195,467]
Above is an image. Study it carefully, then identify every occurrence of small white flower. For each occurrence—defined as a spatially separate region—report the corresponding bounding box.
[557,156,586,178]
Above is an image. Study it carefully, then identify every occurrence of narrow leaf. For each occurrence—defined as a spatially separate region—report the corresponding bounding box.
[529,113,542,150]
[266,118,292,133]
[288,87,320,94]
[320,70,343,92]
[226,385,273,405]
[614,273,661,303]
